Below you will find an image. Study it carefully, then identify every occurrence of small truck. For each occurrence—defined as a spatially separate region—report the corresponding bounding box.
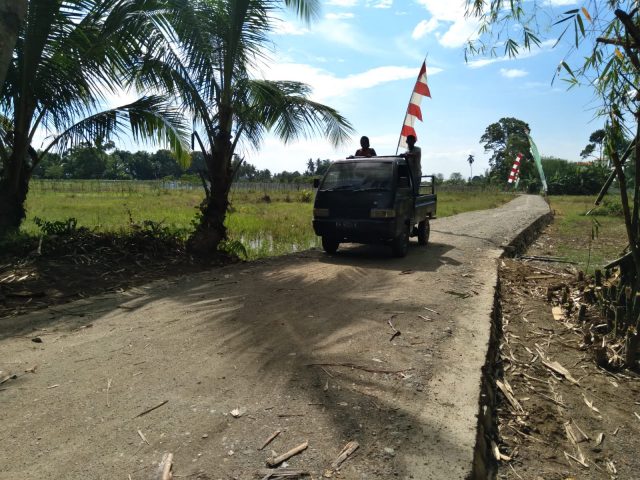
[312,155,437,257]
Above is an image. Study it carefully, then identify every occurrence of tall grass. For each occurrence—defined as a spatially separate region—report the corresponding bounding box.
[546,195,627,272]
[24,181,516,259]
[24,189,203,235]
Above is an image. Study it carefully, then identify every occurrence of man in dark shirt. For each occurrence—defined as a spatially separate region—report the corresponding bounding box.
[403,134,422,194]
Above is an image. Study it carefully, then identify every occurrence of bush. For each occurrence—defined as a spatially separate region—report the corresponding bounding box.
[33,217,80,235]
[218,239,247,259]
[596,196,625,217]
[298,190,313,203]
[546,162,609,195]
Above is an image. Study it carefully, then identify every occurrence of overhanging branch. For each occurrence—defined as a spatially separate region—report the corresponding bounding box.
[596,36,634,48]
[615,9,640,47]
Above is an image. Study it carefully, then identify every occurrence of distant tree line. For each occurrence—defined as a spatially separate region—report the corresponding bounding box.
[476,117,630,194]
[32,142,332,184]
[34,133,615,195]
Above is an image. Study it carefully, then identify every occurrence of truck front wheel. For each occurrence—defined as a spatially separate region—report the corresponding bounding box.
[418,219,430,246]
[391,229,409,257]
[322,236,340,254]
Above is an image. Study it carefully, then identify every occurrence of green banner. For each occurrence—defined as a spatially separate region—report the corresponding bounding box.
[527,134,547,193]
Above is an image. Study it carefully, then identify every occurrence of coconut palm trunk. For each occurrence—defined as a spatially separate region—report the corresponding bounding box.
[189,131,234,253]
[158,0,352,255]
[0,164,30,235]
[0,104,37,234]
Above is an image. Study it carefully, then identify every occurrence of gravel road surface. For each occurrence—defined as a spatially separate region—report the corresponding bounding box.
[0,195,550,480]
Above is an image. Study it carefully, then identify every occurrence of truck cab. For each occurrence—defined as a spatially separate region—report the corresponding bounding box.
[312,156,437,257]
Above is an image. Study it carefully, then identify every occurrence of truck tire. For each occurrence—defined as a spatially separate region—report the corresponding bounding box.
[391,229,409,257]
[418,218,430,246]
[322,236,339,254]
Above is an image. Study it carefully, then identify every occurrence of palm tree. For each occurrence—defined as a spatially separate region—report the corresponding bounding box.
[145,0,353,254]
[0,0,189,236]
[0,0,27,90]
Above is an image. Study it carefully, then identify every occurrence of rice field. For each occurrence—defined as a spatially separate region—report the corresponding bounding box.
[24,180,517,259]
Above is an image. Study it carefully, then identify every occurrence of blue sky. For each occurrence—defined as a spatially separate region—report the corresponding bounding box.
[242,0,603,179]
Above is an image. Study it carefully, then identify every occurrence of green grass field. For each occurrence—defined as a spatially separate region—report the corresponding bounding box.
[23,182,517,259]
[546,195,627,272]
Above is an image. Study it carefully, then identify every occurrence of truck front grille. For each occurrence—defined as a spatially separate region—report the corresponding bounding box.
[336,208,370,219]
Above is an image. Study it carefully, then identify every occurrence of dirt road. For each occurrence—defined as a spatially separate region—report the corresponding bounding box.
[0,195,549,480]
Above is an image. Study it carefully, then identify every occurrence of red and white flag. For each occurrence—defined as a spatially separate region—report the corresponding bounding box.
[508,153,523,183]
[397,61,431,152]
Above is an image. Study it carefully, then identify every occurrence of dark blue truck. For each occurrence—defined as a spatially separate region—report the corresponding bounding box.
[312,156,437,257]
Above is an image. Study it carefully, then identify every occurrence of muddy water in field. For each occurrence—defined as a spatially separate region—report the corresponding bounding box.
[242,234,321,257]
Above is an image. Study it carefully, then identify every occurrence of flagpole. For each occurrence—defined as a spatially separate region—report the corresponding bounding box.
[395,97,412,156]
[395,55,427,155]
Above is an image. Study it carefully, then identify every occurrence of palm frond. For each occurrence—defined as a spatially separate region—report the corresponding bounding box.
[0,113,12,164]
[280,0,320,23]
[44,95,190,166]
[241,79,353,147]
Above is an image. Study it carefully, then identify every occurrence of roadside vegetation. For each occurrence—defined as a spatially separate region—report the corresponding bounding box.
[0,0,352,255]
[546,195,627,272]
[465,0,640,370]
[16,182,516,260]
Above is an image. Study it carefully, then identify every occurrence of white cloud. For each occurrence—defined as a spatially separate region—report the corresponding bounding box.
[412,18,439,40]
[326,0,358,6]
[500,68,528,78]
[543,0,576,5]
[438,17,478,48]
[367,0,392,8]
[325,12,354,20]
[467,57,499,68]
[467,39,556,68]
[312,19,382,54]
[414,0,480,48]
[273,19,309,36]
[257,62,442,102]
[415,0,465,21]
[523,81,553,89]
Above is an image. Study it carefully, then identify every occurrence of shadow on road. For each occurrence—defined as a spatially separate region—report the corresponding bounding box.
[317,240,461,272]
[1,247,471,477]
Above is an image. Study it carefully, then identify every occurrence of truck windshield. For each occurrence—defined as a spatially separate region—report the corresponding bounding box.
[320,161,393,191]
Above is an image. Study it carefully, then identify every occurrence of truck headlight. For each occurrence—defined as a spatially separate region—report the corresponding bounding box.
[370,209,395,218]
[313,208,329,217]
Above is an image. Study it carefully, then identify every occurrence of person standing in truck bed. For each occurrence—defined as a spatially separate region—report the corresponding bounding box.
[402,134,422,194]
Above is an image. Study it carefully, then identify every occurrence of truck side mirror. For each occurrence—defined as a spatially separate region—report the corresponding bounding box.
[313,178,320,188]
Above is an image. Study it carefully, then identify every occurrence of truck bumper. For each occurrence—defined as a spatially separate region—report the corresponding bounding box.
[313,218,398,243]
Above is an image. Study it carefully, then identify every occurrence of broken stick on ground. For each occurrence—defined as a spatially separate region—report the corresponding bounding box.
[259,469,311,480]
[266,441,309,467]
[155,453,173,480]
[387,319,401,341]
[133,399,168,418]
[137,429,150,445]
[330,440,359,469]
[259,430,282,451]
